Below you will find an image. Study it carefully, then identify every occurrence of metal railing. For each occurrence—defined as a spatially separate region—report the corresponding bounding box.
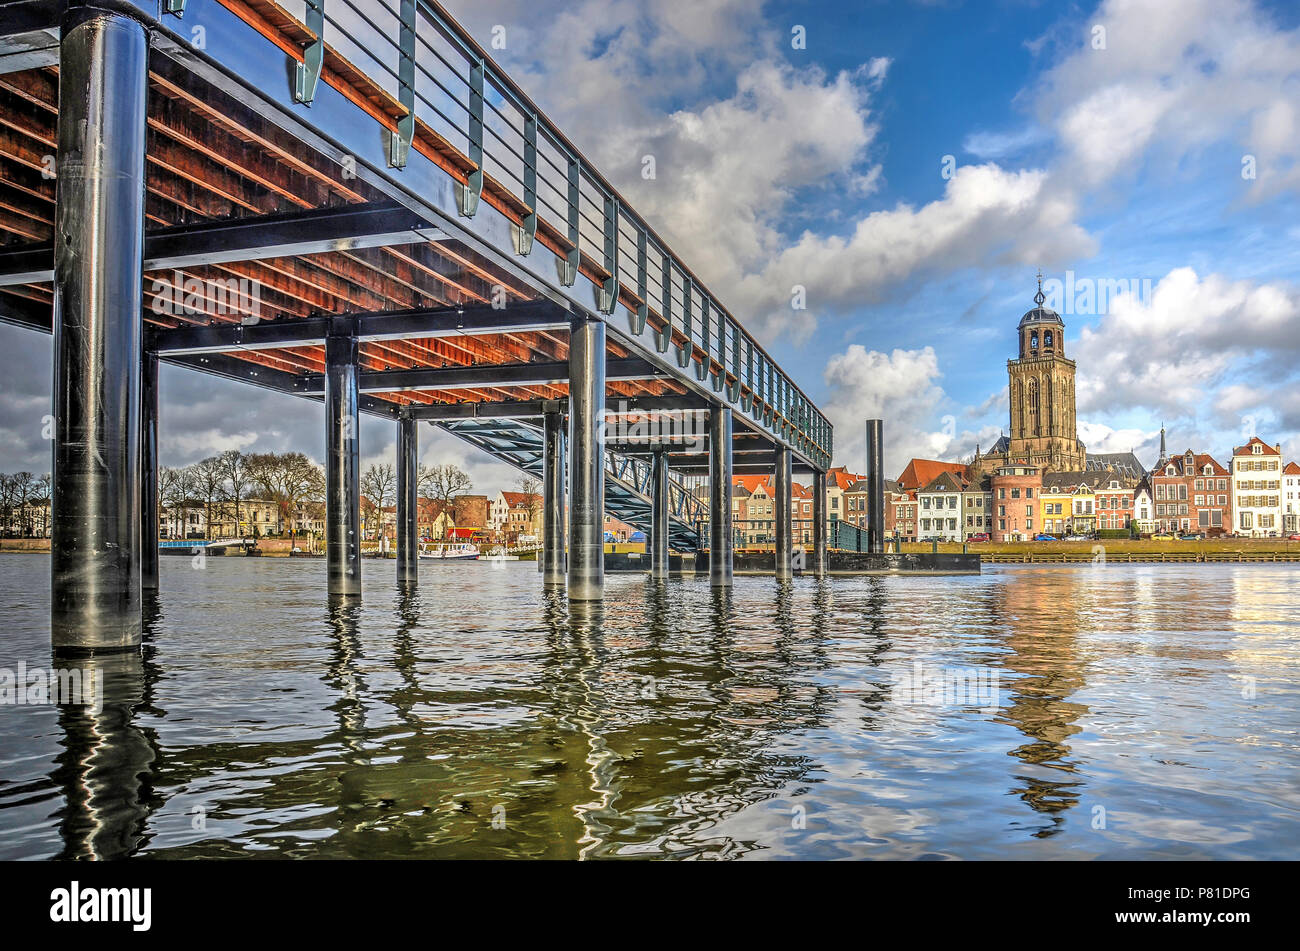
[260,0,832,467]
[829,519,869,552]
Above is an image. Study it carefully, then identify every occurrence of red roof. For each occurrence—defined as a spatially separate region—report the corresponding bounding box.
[1158,450,1228,477]
[826,466,863,490]
[733,474,772,493]
[1285,462,1300,475]
[896,458,971,491]
[500,490,541,507]
[1232,436,1281,456]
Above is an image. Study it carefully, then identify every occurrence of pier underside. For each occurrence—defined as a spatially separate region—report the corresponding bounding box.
[0,0,833,647]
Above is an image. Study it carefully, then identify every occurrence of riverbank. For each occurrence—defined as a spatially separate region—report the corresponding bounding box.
[894,538,1300,563]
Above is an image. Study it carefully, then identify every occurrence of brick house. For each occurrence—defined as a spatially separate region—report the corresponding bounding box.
[1151,448,1231,535]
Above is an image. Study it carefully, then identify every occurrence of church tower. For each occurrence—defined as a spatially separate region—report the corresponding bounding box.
[1005,273,1086,472]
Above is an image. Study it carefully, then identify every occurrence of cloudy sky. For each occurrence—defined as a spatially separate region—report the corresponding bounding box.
[2,0,1298,485]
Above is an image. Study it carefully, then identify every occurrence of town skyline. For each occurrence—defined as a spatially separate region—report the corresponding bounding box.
[2,0,1298,485]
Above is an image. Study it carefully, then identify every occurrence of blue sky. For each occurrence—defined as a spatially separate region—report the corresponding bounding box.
[2,0,1299,485]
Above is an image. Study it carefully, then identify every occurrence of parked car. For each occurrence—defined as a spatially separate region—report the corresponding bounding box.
[1288,533,1300,541]
[967,532,990,542]
[1034,534,1057,541]
[1179,533,1203,540]
[1151,532,1175,541]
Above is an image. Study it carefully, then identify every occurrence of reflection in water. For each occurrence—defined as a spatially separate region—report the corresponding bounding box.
[0,557,1297,859]
[51,650,156,860]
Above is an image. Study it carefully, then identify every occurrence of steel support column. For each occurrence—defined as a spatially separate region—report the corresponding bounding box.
[396,413,418,585]
[542,409,566,586]
[50,7,149,652]
[325,331,362,596]
[651,449,669,580]
[708,408,733,587]
[812,468,827,577]
[866,418,884,553]
[774,446,792,579]
[567,319,605,600]
[141,351,159,591]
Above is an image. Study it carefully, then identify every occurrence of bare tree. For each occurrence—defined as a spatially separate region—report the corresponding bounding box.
[246,451,324,535]
[420,463,472,508]
[10,471,34,536]
[218,449,252,538]
[518,475,541,537]
[191,456,225,540]
[33,473,51,537]
[361,463,396,539]
[0,474,15,536]
[158,466,181,538]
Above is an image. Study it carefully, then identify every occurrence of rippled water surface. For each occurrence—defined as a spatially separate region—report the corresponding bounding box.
[0,553,1297,859]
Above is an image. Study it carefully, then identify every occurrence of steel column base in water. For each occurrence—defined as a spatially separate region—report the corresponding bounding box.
[651,449,669,579]
[325,328,362,596]
[542,408,566,587]
[708,408,733,586]
[567,318,605,601]
[50,6,150,653]
[774,446,792,579]
[396,413,418,585]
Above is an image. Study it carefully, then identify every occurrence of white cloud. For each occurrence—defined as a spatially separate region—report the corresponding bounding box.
[1074,267,1300,416]
[822,345,959,475]
[1036,0,1300,198]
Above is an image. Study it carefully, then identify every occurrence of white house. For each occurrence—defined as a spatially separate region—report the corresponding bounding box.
[917,471,965,541]
[1283,461,1300,534]
[1231,437,1283,536]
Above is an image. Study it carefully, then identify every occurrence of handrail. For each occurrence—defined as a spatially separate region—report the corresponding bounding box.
[239,0,832,467]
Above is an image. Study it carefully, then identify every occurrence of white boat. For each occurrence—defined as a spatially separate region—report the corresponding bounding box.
[482,547,520,561]
[418,543,480,560]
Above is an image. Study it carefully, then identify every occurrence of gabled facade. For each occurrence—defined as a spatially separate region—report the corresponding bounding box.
[917,470,965,541]
[1151,448,1230,535]
[1231,437,1282,536]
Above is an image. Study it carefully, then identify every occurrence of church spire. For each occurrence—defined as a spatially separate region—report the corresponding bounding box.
[1034,268,1045,306]
[1158,423,1167,465]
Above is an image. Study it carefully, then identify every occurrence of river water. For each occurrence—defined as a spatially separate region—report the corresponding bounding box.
[0,554,1296,860]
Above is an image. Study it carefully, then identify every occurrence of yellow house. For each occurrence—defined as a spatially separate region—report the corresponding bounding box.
[1040,487,1070,536]
[1040,475,1098,535]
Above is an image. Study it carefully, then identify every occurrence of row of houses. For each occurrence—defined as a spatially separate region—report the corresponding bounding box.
[885,435,1299,543]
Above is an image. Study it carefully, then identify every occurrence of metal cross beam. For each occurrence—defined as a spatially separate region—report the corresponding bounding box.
[145,299,571,355]
[408,399,564,420]
[291,356,662,395]
[0,201,446,286]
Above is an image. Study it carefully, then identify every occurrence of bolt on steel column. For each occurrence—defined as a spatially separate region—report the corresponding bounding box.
[567,318,605,601]
[542,409,566,587]
[325,329,362,596]
[50,7,149,653]
[775,446,793,579]
[813,468,827,577]
[708,407,733,586]
[651,449,670,580]
[396,414,418,585]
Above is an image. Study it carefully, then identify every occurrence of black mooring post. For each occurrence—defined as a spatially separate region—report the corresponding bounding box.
[866,418,885,554]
